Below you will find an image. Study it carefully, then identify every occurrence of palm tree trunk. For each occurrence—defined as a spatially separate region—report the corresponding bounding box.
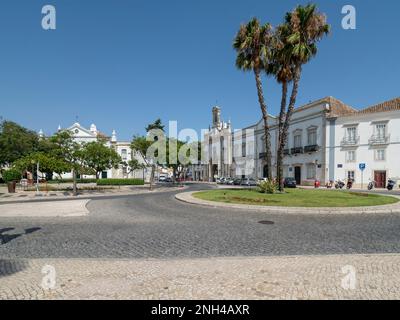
[280,65,302,184]
[277,81,288,192]
[254,68,272,180]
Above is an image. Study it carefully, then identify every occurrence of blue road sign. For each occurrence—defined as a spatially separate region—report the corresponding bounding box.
[359,163,366,171]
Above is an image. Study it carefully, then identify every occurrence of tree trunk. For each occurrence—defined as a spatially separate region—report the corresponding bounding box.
[277,81,288,191]
[149,165,155,190]
[280,65,302,186]
[72,168,77,196]
[254,68,272,180]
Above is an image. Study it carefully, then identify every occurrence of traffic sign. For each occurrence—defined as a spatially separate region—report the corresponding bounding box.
[359,163,366,171]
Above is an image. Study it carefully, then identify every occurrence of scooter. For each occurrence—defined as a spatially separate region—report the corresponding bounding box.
[368,180,375,191]
[387,179,396,191]
[346,179,354,190]
[335,179,345,189]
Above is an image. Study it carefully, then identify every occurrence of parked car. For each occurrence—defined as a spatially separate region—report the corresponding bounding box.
[225,178,235,185]
[257,178,268,185]
[233,178,242,185]
[283,177,297,188]
[240,178,257,187]
[217,177,226,184]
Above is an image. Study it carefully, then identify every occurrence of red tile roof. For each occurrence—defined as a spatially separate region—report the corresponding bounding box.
[356,97,400,115]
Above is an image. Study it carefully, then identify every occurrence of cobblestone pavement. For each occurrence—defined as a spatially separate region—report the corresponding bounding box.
[1,254,400,299]
[2,184,400,299]
[2,184,400,259]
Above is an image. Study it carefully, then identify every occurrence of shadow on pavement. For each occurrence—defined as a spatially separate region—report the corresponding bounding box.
[0,227,41,245]
[0,259,28,278]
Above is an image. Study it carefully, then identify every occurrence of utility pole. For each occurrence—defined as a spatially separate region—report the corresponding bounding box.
[36,161,40,194]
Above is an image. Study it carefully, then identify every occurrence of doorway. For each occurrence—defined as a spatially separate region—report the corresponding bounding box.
[263,165,269,179]
[374,171,387,188]
[294,166,302,185]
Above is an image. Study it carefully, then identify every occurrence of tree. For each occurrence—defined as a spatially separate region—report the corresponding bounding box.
[126,158,146,180]
[49,130,86,196]
[0,120,39,167]
[233,18,273,180]
[12,152,70,180]
[131,119,166,190]
[81,141,122,179]
[274,4,330,191]
[145,118,165,132]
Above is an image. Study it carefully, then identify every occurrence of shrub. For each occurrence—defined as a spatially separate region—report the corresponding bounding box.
[2,169,21,183]
[48,178,97,184]
[258,179,277,194]
[96,179,144,186]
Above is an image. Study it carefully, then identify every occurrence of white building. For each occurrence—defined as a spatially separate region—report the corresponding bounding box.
[202,96,400,188]
[329,98,400,188]
[51,122,150,181]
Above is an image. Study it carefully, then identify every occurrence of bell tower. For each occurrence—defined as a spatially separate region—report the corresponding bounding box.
[212,106,221,128]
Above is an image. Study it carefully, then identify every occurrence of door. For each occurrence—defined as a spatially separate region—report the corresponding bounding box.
[263,165,269,179]
[101,171,108,179]
[374,171,386,188]
[294,166,301,185]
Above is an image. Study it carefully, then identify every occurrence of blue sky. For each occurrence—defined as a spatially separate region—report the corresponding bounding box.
[0,0,399,140]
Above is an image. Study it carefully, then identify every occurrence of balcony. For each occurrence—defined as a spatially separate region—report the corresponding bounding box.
[291,147,304,155]
[304,145,319,153]
[283,149,290,156]
[259,152,267,159]
[341,136,360,147]
[369,135,390,145]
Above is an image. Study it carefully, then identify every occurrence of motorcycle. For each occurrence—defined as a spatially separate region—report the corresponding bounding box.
[346,179,354,190]
[387,179,396,191]
[335,179,345,189]
[368,180,375,191]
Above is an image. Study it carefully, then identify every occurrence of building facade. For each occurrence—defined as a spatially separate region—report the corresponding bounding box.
[201,97,400,188]
[50,122,151,181]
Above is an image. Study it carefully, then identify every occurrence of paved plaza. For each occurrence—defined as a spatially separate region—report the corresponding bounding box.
[1,184,400,299]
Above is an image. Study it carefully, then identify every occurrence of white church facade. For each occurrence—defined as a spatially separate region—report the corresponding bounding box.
[51,122,151,181]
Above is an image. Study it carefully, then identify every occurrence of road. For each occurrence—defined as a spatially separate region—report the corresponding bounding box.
[1,183,400,259]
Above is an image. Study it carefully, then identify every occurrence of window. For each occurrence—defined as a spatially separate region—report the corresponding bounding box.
[122,166,127,175]
[307,128,317,145]
[121,149,127,161]
[346,150,356,163]
[294,132,302,148]
[347,171,355,182]
[375,124,386,138]
[242,142,246,157]
[346,127,357,142]
[375,149,386,161]
[306,164,316,179]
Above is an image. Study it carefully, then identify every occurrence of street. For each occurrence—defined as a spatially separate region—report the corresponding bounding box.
[2,184,400,259]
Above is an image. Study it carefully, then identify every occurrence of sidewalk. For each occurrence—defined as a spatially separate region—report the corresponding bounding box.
[2,254,400,299]
[0,184,187,204]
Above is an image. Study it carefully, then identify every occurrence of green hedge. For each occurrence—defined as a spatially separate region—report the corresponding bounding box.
[96,179,144,186]
[48,179,98,184]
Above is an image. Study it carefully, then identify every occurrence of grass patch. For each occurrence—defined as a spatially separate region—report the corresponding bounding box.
[193,188,399,207]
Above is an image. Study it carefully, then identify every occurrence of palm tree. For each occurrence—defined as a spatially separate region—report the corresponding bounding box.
[233,18,273,180]
[274,4,330,190]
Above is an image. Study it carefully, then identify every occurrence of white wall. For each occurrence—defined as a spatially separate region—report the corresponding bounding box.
[331,110,400,188]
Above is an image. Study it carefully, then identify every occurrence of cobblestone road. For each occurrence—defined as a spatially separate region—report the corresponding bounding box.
[2,184,400,299]
[1,185,400,259]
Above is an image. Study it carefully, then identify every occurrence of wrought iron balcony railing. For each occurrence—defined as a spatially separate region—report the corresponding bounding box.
[369,135,390,145]
[291,147,304,154]
[304,145,319,153]
[340,136,360,147]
